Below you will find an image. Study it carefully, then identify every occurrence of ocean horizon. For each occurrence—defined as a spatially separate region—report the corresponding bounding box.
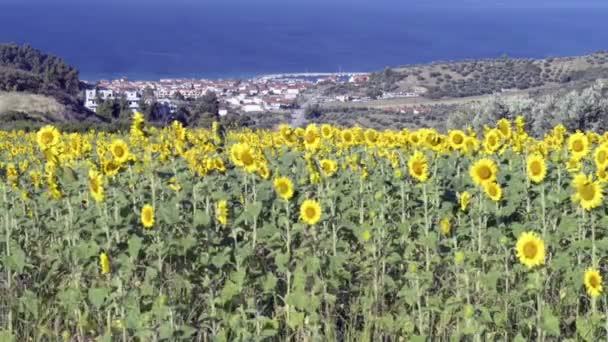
[2,1,608,81]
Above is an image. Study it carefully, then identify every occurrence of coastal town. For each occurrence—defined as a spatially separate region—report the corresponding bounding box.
[84,73,375,115]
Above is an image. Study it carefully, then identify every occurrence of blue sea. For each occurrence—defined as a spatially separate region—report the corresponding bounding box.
[1,1,608,81]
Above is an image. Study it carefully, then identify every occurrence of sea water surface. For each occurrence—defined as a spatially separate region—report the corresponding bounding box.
[1,1,608,80]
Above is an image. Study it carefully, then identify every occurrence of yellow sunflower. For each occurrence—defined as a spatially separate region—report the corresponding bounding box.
[448,130,467,151]
[320,159,338,177]
[459,191,472,211]
[594,144,608,168]
[216,200,228,226]
[568,132,590,160]
[99,252,111,275]
[483,129,502,154]
[497,118,512,139]
[321,124,333,139]
[439,217,451,235]
[515,231,546,269]
[571,173,603,210]
[483,182,502,201]
[36,125,61,150]
[109,139,130,164]
[526,154,547,183]
[584,268,603,298]
[88,169,104,203]
[141,204,155,228]
[274,177,294,200]
[470,158,498,186]
[300,199,322,225]
[407,151,429,183]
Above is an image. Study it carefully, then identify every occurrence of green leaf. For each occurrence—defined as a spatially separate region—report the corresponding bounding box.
[88,287,109,309]
[245,201,263,219]
[6,245,26,273]
[542,309,560,337]
[194,211,211,227]
[576,317,594,342]
[128,235,143,259]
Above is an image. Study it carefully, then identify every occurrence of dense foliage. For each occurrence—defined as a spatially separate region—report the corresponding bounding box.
[0,114,608,341]
[0,44,80,96]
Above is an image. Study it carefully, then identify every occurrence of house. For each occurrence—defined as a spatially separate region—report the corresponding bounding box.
[243,104,263,113]
[85,88,141,112]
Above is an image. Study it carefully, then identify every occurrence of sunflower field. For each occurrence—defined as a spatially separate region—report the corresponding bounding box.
[0,113,608,341]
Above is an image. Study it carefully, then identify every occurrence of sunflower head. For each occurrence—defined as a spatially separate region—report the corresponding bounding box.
[300,199,322,225]
[459,191,472,211]
[483,181,502,202]
[584,268,603,298]
[407,151,429,183]
[470,158,498,186]
[109,139,130,164]
[99,252,111,275]
[527,154,547,183]
[571,173,603,211]
[36,125,61,150]
[274,177,294,200]
[216,200,228,226]
[439,217,451,236]
[88,169,104,203]
[515,231,546,269]
[448,130,466,150]
[568,132,590,159]
[320,159,338,177]
[141,204,155,228]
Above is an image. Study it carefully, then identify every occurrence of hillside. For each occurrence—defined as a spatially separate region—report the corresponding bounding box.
[325,51,608,100]
[0,43,100,126]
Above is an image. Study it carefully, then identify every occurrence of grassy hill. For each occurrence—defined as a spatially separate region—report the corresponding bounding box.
[325,51,608,100]
[0,43,101,127]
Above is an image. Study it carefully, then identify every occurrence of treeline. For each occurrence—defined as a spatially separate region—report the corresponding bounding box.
[0,44,80,96]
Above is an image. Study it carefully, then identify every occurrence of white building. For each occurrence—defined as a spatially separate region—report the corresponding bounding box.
[243,104,263,113]
[85,88,141,112]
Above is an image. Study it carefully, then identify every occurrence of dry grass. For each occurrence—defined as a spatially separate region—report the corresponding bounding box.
[0,91,64,117]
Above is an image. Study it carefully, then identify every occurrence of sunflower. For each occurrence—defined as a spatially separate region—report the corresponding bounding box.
[36,125,61,150]
[497,118,512,139]
[320,159,338,177]
[99,252,111,275]
[483,182,502,201]
[88,169,104,203]
[448,130,467,151]
[364,128,379,145]
[341,129,355,146]
[439,217,451,235]
[526,154,547,183]
[274,177,294,200]
[571,173,603,210]
[102,159,121,177]
[109,139,130,164]
[216,200,228,226]
[321,124,333,139]
[483,129,502,154]
[300,199,322,225]
[515,231,546,269]
[470,158,498,186]
[141,204,155,228]
[257,162,271,179]
[584,268,603,298]
[594,145,608,168]
[304,124,320,149]
[568,132,590,160]
[407,151,429,183]
[231,143,257,173]
[459,191,472,211]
